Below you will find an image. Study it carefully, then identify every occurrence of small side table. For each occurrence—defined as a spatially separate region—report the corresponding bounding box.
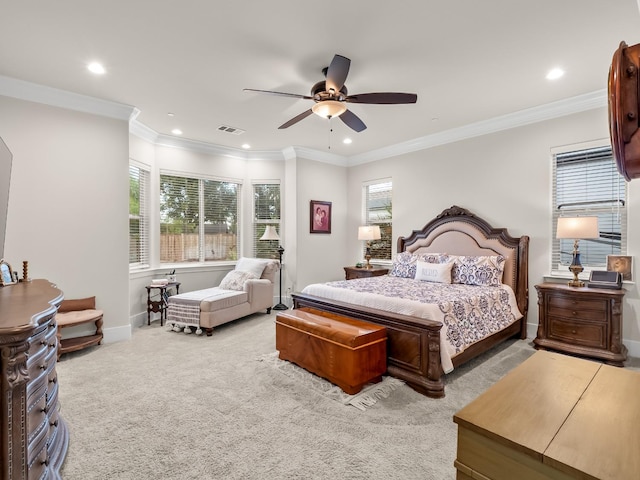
[344,266,389,280]
[146,282,180,326]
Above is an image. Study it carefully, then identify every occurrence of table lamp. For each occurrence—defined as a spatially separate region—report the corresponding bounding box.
[260,226,287,310]
[556,216,599,287]
[358,225,381,269]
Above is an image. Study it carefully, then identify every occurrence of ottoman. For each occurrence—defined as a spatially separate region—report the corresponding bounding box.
[275,307,387,394]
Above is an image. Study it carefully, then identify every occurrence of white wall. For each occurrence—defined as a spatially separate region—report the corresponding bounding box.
[0,95,131,342]
[293,157,349,291]
[347,106,640,354]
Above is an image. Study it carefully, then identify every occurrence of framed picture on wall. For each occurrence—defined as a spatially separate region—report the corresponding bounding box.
[606,255,633,282]
[310,200,331,234]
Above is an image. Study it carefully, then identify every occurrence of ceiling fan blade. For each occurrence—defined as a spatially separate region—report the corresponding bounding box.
[345,92,418,104]
[278,109,314,129]
[339,109,367,132]
[244,88,313,100]
[325,55,351,93]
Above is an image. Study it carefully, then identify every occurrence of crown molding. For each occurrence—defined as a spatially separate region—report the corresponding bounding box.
[1,73,607,166]
[347,89,608,166]
[0,74,136,120]
[289,146,348,166]
[146,126,285,161]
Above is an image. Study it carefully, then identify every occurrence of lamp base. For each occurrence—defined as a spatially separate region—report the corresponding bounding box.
[568,259,585,288]
[273,303,288,311]
[364,254,372,269]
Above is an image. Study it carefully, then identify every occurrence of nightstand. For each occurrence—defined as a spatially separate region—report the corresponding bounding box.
[534,282,627,366]
[344,266,389,280]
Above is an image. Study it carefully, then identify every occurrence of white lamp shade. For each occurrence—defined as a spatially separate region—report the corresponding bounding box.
[358,225,381,241]
[260,225,280,241]
[556,216,599,239]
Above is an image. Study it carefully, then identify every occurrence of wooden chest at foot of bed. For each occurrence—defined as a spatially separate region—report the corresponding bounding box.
[275,308,387,395]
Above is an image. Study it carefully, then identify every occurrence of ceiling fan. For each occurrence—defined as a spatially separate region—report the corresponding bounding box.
[244,54,417,133]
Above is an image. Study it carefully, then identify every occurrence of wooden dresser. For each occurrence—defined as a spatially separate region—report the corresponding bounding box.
[0,279,69,479]
[534,282,627,365]
[454,351,640,479]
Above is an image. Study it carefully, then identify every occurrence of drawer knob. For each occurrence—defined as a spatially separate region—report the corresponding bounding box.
[572,329,577,334]
[572,311,577,316]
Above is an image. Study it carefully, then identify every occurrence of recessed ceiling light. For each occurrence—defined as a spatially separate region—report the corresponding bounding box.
[241,143,251,149]
[343,138,352,144]
[171,129,183,135]
[546,68,565,80]
[87,62,106,75]
[167,112,175,117]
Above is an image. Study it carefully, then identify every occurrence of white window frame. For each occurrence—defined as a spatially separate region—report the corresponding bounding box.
[551,140,627,277]
[362,178,393,262]
[129,160,150,270]
[159,170,242,264]
[252,181,281,259]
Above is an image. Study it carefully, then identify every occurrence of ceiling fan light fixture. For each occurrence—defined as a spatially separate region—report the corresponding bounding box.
[311,100,347,119]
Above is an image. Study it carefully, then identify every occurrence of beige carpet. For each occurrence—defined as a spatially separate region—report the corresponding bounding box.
[56,313,637,479]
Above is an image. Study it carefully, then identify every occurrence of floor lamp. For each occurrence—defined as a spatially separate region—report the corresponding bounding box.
[260,226,288,310]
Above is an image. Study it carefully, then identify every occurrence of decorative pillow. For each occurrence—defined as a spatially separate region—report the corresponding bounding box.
[389,252,444,278]
[235,257,270,278]
[219,270,258,291]
[414,261,453,284]
[450,255,505,286]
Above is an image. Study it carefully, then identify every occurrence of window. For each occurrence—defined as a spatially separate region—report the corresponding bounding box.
[362,179,392,261]
[551,144,627,274]
[159,173,240,263]
[129,163,149,268]
[252,183,281,258]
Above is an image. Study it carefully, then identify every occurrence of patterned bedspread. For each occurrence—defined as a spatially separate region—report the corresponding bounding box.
[301,276,523,373]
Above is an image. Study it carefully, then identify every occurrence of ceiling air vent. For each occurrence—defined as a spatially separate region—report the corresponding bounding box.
[217,125,245,135]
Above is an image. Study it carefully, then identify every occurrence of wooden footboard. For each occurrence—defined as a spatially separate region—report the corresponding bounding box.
[292,292,447,398]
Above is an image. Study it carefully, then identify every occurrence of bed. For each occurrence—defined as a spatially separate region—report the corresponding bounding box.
[291,205,529,398]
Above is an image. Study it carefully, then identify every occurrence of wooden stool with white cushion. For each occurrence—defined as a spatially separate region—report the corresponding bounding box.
[56,296,103,359]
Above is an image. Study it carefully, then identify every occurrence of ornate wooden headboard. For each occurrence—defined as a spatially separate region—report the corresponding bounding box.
[397,205,529,319]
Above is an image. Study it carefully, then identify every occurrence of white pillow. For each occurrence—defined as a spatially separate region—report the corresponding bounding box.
[219,270,257,291]
[414,261,453,284]
[235,257,270,278]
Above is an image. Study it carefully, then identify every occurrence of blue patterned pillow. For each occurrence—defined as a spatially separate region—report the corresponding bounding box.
[389,252,444,278]
[450,255,505,286]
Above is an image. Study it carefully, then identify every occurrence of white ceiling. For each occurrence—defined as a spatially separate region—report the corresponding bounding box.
[2,1,640,158]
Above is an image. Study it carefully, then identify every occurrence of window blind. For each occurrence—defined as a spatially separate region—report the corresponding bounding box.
[551,145,627,273]
[363,180,392,261]
[253,183,281,258]
[129,164,149,268]
[160,173,240,263]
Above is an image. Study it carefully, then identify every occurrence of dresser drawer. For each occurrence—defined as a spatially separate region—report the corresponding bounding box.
[548,317,607,349]
[27,427,49,479]
[547,294,608,323]
[27,325,49,358]
[26,380,48,444]
[548,294,607,312]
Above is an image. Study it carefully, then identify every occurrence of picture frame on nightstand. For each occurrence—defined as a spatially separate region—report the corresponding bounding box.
[606,255,633,282]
